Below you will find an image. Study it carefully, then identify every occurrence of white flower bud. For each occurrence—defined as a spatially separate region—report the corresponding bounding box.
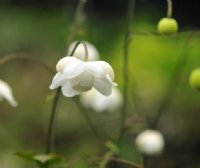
[0,80,18,107]
[50,56,116,97]
[80,87,123,112]
[135,129,164,155]
[68,41,99,61]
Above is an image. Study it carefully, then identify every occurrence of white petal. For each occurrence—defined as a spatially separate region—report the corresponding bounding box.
[61,81,80,97]
[62,59,85,79]
[0,80,18,106]
[80,87,123,112]
[49,73,67,89]
[85,61,114,80]
[72,71,94,92]
[93,77,112,96]
[56,56,79,72]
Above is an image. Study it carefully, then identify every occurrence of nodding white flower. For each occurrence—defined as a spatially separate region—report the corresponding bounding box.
[68,41,99,61]
[0,80,18,107]
[135,129,164,156]
[49,56,116,97]
[80,87,123,112]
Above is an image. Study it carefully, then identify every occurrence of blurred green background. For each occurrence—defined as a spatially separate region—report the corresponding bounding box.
[0,0,200,167]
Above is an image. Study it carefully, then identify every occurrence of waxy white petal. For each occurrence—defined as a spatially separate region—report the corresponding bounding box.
[56,56,78,72]
[49,73,66,89]
[93,77,112,96]
[61,81,80,97]
[0,80,18,107]
[72,71,94,92]
[86,61,114,80]
[62,60,85,79]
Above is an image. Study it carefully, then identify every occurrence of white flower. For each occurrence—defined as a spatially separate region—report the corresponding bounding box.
[49,56,116,97]
[135,129,164,155]
[80,87,123,112]
[0,80,18,107]
[68,41,99,61]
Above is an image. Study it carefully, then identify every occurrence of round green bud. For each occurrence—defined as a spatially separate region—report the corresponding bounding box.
[189,68,200,90]
[157,17,178,34]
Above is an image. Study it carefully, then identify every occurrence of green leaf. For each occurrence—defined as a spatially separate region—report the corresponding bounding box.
[105,141,120,154]
[15,151,35,161]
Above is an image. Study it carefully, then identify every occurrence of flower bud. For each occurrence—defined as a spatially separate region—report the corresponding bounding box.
[135,130,164,155]
[189,68,200,90]
[157,17,178,34]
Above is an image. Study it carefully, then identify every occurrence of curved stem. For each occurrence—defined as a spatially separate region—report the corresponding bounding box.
[69,41,88,61]
[46,0,87,154]
[82,42,88,61]
[109,157,142,168]
[150,33,196,129]
[167,0,173,18]
[66,0,87,48]
[72,97,100,138]
[119,0,135,139]
[0,53,55,75]
[46,88,61,154]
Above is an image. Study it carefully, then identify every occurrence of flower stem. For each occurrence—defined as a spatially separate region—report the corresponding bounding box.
[69,41,88,61]
[108,157,142,168]
[82,42,88,61]
[46,0,87,154]
[167,0,173,18]
[66,0,87,47]
[73,97,100,138]
[120,0,135,139]
[0,53,55,75]
[150,33,196,129]
[46,88,61,154]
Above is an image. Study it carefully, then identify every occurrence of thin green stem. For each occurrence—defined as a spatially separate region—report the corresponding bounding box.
[46,88,61,154]
[69,41,82,56]
[66,0,87,48]
[108,157,142,168]
[150,33,196,129]
[119,0,135,139]
[167,0,173,18]
[69,41,88,61]
[73,97,100,138]
[0,53,55,75]
[45,0,87,154]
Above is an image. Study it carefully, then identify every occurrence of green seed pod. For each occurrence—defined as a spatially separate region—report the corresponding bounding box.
[189,68,200,90]
[157,17,178,34]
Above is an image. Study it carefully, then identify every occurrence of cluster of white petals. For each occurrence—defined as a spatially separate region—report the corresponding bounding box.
[68,41,99,61]
[49,56,116,97]
[80,87,123,112]
[0,80,18,107]
[135,129,164,155]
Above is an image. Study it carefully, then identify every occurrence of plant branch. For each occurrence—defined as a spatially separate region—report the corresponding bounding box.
[46,88,61,154]
[46,0,87,154]
[150,33,196,129]
[167,0,173,18]
[66,0,87,47]
[72,97,100,138]
[0,53,55,75]
[120,0,135,139]
[109,157,143,168]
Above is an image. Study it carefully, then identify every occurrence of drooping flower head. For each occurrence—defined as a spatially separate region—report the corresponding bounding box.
[80,87,123,112]
[135,129,164,156]
[50,42,116,97]
[0,79,18,107]
[68,41,99,61]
